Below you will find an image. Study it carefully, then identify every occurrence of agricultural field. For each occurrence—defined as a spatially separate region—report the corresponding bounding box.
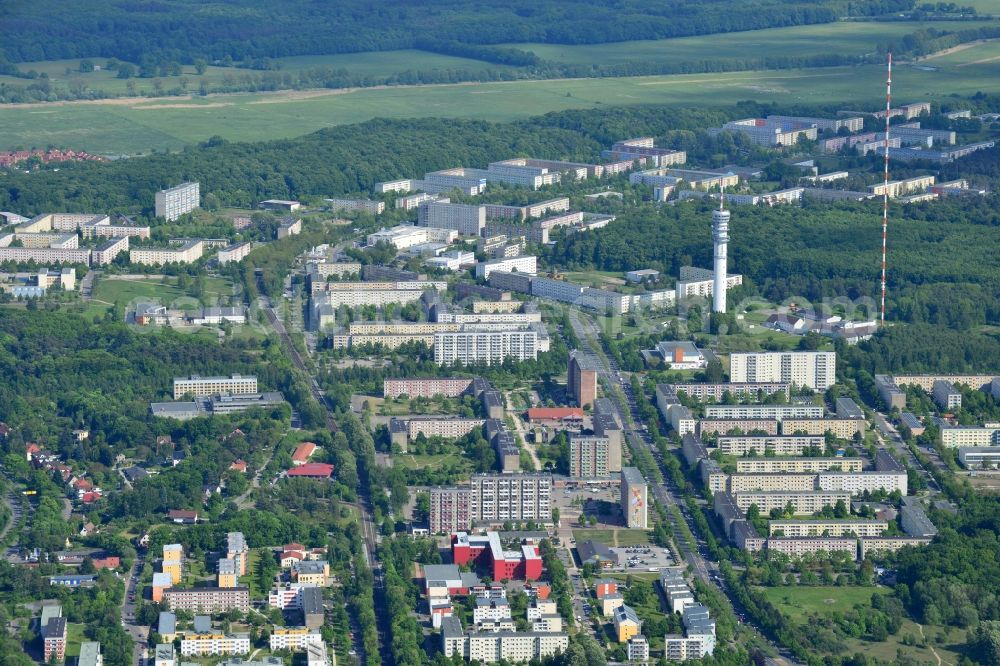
[0,50,509,100]
[503,20,1000,67]
[2,56,1000,155]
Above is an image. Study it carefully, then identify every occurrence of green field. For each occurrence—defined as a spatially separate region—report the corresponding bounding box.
[761,584,883,618]
[83,275,234,318]
[3,58,999,155]
[504,20,999,67]
[0,50,510,100]
[573,528,652,546]
[760,585,968,663]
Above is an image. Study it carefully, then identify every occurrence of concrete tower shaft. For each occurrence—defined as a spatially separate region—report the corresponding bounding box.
[712,207,730,313]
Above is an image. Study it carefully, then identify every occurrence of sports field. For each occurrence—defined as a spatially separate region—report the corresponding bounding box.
[2,47,999,155]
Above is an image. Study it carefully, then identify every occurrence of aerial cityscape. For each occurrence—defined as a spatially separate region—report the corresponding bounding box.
[0,2,999,666]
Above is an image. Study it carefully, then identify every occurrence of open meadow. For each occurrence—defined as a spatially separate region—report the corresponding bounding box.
[503,20,1000,66]
[3,56,1000,156]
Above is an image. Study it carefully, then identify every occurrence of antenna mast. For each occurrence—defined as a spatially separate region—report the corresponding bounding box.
[880,53,892,326]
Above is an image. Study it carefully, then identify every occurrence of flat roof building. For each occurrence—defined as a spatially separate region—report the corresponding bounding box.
[156,182,200,221]
[621,467,648,529]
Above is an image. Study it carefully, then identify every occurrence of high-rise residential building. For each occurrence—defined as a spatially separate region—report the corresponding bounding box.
[729,351,836,391]
[418,201,487,236]
[429,474,553,533]
[569,434,620,478]
[43,617,67,662]
[155,182,200,221]
[932,380,962,410]
[621,468,648,529]
[225,532,249,576]
[433,330,538,366]
[568,350,599,409]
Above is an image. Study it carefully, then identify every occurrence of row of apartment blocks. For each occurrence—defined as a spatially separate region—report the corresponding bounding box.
[374,146,656,200]
[489,270,675,315]
[713,490,932,558]
[658,568,716,661]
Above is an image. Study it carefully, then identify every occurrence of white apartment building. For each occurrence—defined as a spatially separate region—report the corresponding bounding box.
[733,491,851,514]
[173,375,258,400]
[130,240,204,265]
[526,600,558,621]
[720,119,817,146]
[716,435,825,456]
[418,201,487,236]
[374,179,412,194]
[816,472,908,496]
[180,634,250,657]
[475,255,537,280]
[766,538,857,559]
[727,474,817,493]
[940,425,1000,448]
[867,175,936,198]
[470,474,551,525]
[217,242,252,266]
[0,247,92,264]
[473,598,512,624]
[367,225,432,250]
[932,380,962,410]
[325,198,385,215]
[155,183,200,221]
[443,628,569,664]
[268,628,323,651]
[405,417,486,440]
[768,520,888,538]
[433,330,538,366]
[92,236,129,265]
[703,404,824,420]
[663,634,714,661]
[735,457,863,473]
[675,266,743,300]
[859,537,932,559]
[729,351,836,391]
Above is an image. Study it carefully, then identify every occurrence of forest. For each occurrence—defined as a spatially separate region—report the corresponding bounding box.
[0,0,915,65]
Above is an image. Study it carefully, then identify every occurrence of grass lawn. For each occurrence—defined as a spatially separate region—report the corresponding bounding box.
[3,54,1000,154]
[64,623,86,658]
[393,453,468,470]
[760,585,968,662]
[572,528,652,546]
[83,275,236,318]
[760,584,883,619]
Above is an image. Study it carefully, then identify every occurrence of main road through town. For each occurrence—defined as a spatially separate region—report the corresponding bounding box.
[567,308,798,663]
[259,287,389,663]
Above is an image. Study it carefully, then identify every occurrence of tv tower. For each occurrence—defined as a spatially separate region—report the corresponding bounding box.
[880,53,893,326]
[712,187,730,314]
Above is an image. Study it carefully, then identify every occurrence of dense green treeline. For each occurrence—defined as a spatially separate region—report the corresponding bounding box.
[0,309,314,465]
[0,0,913,65]
[546,196,1000,331]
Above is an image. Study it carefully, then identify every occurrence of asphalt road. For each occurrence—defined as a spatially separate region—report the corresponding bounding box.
[258,288,388,661]
[120,552,148,666]
[567,309,796,661]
